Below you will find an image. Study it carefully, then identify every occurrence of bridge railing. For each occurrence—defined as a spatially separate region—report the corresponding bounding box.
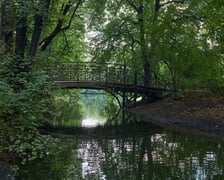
[47,62,144,86]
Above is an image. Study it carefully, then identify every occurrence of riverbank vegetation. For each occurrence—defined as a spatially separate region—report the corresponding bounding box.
[0,0,223,169]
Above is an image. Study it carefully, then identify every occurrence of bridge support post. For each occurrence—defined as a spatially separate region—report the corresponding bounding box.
[123,63,127,85]
[122,91,126,107]
[133,73,137,107]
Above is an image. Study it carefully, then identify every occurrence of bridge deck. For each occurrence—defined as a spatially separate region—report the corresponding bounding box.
[56,80,168,93]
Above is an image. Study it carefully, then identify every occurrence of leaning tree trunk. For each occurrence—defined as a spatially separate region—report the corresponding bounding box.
[39,0,82,51]
[29,0,51,57]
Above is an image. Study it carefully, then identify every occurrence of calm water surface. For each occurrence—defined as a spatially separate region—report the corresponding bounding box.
[17,116,224,180]
[16,90,224,179]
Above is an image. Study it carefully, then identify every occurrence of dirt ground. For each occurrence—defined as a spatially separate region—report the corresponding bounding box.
[127,92,224,141]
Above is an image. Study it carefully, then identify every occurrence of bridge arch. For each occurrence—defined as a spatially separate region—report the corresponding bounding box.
[48,62,170,107]
[58,82,123,108]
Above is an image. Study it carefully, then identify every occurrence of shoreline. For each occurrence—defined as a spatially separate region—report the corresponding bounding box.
[127,93,224,141]
[128,109,224,141]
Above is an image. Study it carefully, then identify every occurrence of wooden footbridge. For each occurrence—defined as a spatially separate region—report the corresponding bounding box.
[47,62,170,107]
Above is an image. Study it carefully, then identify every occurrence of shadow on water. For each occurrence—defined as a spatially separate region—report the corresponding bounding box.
[41,111,161,139]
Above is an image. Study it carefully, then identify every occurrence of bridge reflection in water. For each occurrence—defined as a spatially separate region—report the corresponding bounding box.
[47,62,170,107]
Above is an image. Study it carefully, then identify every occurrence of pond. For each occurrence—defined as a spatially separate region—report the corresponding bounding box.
[16,90,224,179]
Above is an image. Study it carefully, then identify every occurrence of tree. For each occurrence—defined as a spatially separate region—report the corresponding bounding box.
[87,0,186,87]
[87,0,223,92]
[0,0,85,164]
[1,0,84,70]
[155,0,224,91]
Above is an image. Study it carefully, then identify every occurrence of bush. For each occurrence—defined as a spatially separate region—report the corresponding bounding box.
[0,56,56,165]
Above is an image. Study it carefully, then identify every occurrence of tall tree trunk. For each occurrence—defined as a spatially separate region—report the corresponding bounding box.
[0,1,2,57]
[0,1,1,43]
[15,16,27,59]
[14,1,29,75]
[29,0,51,57]
[1,0,14,54]
[155,0,161,17]
[137,0,152,86]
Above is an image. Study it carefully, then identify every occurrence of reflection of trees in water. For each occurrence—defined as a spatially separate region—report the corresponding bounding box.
[98,92,120,121]
[81,89,121,123]
[76,121,158,179]
[53,89,83,126]
[105,110,137,126]
[53,89,123,127]
[76,127,224,179]
[18,119,224,179]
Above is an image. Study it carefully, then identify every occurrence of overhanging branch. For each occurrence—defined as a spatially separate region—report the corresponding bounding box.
[126,0,139,12]
[61,0,82,31]
[39,0,82,51]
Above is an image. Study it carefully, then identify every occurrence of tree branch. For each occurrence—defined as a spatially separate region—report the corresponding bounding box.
[126,0,138,12]
[123,17,139,25]
[61,0,82,31]
[39,2,71,50]
[39,0,82,51]
[61,30,69,53]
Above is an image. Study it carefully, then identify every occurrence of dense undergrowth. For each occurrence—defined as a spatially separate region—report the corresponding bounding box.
[0,56,57,167]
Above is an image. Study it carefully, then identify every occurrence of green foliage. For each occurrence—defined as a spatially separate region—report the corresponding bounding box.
[0,55,56,165]
[86,0,224,93]
[7,129,54,165]
[1,0,224,167]
[39,0,86,62]
[0,0,86,165]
